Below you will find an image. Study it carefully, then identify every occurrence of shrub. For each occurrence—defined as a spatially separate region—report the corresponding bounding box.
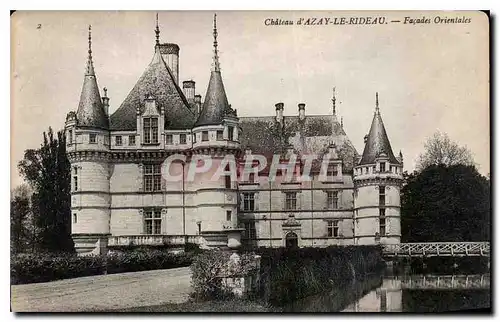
[190,250,234,300]
[253,246,384,305]
[11,248,195,285]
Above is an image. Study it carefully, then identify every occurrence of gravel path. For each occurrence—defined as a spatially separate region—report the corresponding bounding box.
[10,267,192,312]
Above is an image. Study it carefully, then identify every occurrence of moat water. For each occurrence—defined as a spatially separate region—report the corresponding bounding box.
[282,269,491,312]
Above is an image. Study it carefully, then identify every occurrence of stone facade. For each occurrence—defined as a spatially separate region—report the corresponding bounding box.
[65,18,403,255]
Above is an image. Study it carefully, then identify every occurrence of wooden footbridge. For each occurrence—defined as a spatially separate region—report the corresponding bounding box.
[382,242,490,258]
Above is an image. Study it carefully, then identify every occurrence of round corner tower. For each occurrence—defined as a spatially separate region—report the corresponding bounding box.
[353,93,403,245]
[66,25,111,255]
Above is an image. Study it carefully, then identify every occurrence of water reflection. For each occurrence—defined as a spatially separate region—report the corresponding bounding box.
[282,273,490,312]
[342,274,490,312]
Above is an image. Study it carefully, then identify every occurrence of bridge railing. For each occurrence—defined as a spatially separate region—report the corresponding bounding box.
[382,242,490,257]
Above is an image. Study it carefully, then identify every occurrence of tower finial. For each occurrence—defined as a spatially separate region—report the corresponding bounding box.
[86,25,95,75]
[332,87,336,116]
[213,13,220,71]
[155,13,160,46]
[375,92,380,114]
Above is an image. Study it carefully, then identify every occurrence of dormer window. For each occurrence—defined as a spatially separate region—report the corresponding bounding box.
[180,134,187,144]
[228,126,234,141]
[216,130,224,141]
[327,165,338,177]
[202,131,209,142]
[115,136,122,146]
[143,117,159,144]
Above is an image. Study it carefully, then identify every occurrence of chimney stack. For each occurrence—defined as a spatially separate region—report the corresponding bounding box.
[298,103,306,120]
[275,102,284,122]
[159,43,180,84]
[102,87,109,116]
[183,80,195,100]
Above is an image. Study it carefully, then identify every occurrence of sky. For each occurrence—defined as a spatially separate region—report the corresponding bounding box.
[10,10,490,187]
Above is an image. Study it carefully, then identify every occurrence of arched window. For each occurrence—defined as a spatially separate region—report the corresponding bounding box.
[285,231,298,248]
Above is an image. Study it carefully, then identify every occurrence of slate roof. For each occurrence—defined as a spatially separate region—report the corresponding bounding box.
[76,51,109,130]
[194,70,232,127]
[359,110,399,165]
[239,115,360,172]
[109,45,196,131]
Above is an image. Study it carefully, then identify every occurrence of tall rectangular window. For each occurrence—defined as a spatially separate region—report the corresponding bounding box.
[115,136,122,146]
[228,126,234,141]
[129,135,136,146]
[379,208,386,236]
[68,130,73,144]
[243,193,255,211]
[73,213,77,224]
[143,117,159,144]
[89,133,97,144]
[380,162,386,172]
[379,185,386,206]
[144,164,162,192]
[226,210,232,221]
[180,133,187,144]
[144,209,162,234]
[285,192,297,210]
[245,222,256,239]
[202,131,209,142]
[73,167,78,191]
[166,134,173,145]
[327,220,339,237]
[327,191,339,209]
[216,130,224,141]
[193,133,197,143]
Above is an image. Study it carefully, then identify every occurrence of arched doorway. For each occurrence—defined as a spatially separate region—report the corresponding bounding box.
[285,231,298,248]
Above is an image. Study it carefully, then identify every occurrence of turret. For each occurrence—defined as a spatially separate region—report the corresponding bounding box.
[353,92,403,245]
[191,14,242,249]
[65,25,111,255]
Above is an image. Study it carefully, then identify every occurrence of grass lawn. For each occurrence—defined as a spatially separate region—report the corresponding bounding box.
[111,299,278,312]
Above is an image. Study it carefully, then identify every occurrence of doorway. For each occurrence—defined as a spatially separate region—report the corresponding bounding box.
[285,231,298,248]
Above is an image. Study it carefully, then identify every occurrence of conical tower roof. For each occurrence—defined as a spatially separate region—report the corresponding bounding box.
[76,26,109,130]
[359,93,399,165]
[194,14,232,127]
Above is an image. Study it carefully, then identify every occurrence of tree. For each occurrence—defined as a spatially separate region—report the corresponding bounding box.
[18,127,74,253]
[401,164,490,242]
[10,196,30,254]
[416,132,475,171]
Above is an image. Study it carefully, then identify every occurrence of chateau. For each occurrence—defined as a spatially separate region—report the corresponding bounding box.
[65,15,404,255]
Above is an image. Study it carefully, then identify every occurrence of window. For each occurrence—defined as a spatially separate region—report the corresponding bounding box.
[243,193,255,211]
[327,220,339,237]
[144,164,162,192]
[244,222,256,239]
[202,131,209,142]
[193,133,197,143]
[129,135,136,146]
[144,209,162,234]
[68,129,73,144]
[248,173,255,183]
[380,162,386,172]
[180,133,187,144]
[197,221,202,234]
[89,133,97,144]
[73,213,77,224]
[166,134,173,145]
[216,130,224,141]
[327,191,339,209]
[226,210,232,221]
[379,208,386,236]
[115,136,122,146]
[379,186,386,206]
[143,117,159,144]
[73,167,78,191]
[285,192,297,210]
[327,165,338,177]
[372,165,376,173]
[228,126,234,141]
